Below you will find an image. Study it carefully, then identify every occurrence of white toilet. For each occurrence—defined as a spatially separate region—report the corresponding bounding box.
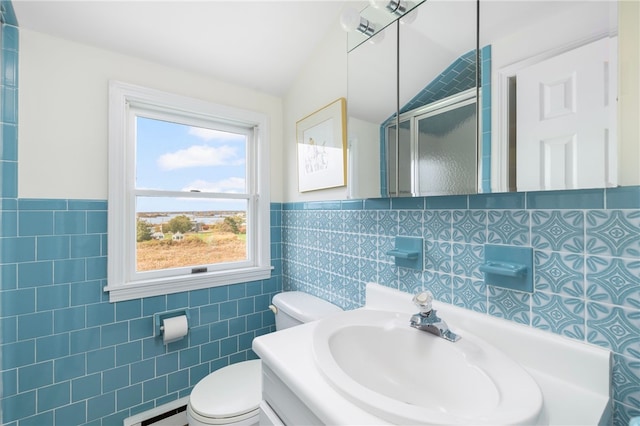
[186,291,342,425]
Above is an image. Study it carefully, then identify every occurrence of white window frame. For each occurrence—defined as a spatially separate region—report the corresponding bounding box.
[105,81,271,302]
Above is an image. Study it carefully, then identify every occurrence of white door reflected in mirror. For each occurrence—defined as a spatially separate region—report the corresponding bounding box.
[516,37,617,191]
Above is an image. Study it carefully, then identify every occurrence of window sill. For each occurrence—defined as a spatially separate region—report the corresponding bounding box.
[104,266,273,302]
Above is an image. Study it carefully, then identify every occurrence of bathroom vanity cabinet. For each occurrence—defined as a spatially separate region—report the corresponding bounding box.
[253,284,612,426]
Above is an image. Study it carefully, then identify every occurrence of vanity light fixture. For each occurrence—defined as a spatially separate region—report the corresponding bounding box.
[340,7,377,36]
[370,0,408,16]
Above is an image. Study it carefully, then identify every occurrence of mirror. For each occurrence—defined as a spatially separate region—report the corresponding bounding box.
[396,1,478,196]
[347,0,622,198]
[481,1,618,193]
[347,21,397,199]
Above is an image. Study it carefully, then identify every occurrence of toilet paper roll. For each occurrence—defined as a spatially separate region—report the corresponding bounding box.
[162,315,188,345]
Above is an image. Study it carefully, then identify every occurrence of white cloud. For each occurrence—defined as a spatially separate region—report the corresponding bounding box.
[188,127,245,143]
[157,145,244,170]
[183,177,246,193]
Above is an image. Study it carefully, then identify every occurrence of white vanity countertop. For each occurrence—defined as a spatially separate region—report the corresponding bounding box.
[253,283,611,425]
[254,319,387,425]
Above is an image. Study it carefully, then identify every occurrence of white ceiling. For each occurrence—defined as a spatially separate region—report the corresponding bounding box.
[12,0,354,97]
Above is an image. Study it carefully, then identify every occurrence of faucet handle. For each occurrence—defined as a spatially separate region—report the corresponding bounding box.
[412,290,434,313]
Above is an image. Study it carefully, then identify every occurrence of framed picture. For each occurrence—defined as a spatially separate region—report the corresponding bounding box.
[296,98,347,192]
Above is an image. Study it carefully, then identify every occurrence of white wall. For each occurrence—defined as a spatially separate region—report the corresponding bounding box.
[347,117,381,199]
[283,19,349,203]
[18,29,284,201]
[488,2,612,71]
[619,0,640,186]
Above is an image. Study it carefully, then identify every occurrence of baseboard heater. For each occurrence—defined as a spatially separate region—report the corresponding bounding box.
[124,396,189,426]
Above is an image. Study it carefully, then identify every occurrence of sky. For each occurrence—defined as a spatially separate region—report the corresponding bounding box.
[135,116,247,213]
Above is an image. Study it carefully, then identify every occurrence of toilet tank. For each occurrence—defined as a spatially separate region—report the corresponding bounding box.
[271,292,342,330]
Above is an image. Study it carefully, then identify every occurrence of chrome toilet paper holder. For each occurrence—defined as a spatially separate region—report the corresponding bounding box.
[153,309,190,337]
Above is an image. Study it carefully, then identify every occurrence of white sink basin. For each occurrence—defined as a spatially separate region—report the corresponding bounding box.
[313,309,544,425]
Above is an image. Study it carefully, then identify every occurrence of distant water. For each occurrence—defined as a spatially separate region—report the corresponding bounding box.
[139,214,226,225]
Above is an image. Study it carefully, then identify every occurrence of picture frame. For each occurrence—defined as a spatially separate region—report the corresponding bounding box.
[296,98,347,192]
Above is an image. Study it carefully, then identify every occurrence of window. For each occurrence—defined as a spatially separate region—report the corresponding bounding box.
[106,81,271,302]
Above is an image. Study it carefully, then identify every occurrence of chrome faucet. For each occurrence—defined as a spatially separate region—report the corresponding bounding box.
[410,290,461,342]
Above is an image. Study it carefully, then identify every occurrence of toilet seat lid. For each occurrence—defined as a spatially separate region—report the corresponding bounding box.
[190,359,262,420]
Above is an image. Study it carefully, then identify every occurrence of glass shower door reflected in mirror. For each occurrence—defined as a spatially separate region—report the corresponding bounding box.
[416,95,477,196]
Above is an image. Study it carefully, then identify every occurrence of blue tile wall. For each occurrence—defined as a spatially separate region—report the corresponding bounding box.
[1,4,18,206]
[480,45,492,194]
[399,49,477,115]
[0,199,281,425]
[0,6,282,424]
[280,188,640,426]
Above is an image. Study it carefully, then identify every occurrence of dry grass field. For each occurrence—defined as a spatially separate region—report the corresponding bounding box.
[136,232,246,271]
